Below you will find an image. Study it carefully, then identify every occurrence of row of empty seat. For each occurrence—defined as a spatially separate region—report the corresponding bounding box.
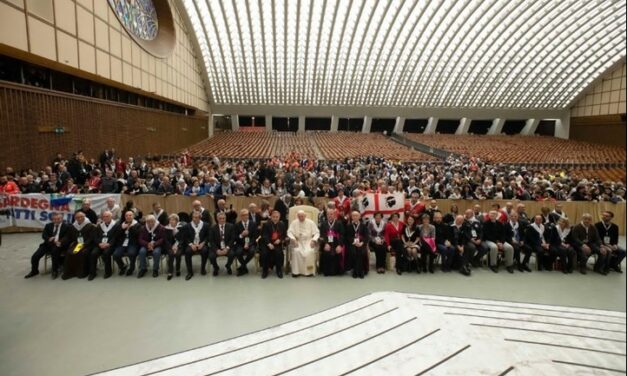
[406,134,626,165]
[312,132,436,161]
[185,132,320,160]
[184,131,436,162]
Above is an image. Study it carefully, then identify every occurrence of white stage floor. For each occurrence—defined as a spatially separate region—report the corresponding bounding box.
[95,292,627,376]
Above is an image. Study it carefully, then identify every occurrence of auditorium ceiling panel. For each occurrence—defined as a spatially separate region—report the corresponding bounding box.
[181,0,626,112]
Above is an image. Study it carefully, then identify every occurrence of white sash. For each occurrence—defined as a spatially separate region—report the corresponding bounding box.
[191,221,204,244]
[100,221,115,243]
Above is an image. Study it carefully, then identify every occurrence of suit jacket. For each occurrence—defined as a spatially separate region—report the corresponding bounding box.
[164,222,188,251]
[570,224,600,247]
[261,220,287,248]
[138,224,166,249]
[524,224,551,248]
[434,222,451,245]
[482,220,506,243]
[595,221,619,246]
[116,221,141,247]
[209,223,236,250]
[548,225,573,247]
[95,221,121,248]
[40,222,72,249]
[449,224,467,247]
[462,220,483,243]
[249,212,263,231]
[154,211,169,226]
[234,220,259,247]
[184,221,210,249]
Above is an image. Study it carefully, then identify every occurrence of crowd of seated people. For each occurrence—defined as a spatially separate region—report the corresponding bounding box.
[1,147,625,204]
[22,193,626,281]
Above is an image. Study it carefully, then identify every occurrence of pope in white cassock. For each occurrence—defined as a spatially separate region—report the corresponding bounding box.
[288,210,320,276]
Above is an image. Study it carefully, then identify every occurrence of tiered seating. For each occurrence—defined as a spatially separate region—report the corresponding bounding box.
[408,134,626,165]
[185,132,319,160]
[313,132,436,161]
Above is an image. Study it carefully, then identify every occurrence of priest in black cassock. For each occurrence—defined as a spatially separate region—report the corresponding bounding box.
[62,211,97,280]
[318,207,345,276]
[260,210,287,279]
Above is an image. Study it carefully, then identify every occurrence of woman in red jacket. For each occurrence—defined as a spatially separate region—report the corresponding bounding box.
[385,212,405,275]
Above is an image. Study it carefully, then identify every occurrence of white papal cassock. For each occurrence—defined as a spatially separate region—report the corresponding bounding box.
[287,217,320,276]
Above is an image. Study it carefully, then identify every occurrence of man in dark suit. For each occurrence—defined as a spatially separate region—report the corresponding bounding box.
[596,211,625,274]
[25,212,72,279]
[191,200,213,226]
[89,210,120,280]
[571,213,603,275]
[234,209,259,276]
[152,202,169,226]
[260,210,287,279]
[524,215,553,272]
[184,211,210,280]
[450,215,471,276]
[461,209,488,268]
[208,212,236,276]
[214,199,237,224]
[112,210,141,276]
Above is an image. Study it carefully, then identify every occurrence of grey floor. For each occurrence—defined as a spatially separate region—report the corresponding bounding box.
[0,233,625,376]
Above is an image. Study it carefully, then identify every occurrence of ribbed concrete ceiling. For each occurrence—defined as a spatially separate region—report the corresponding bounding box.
[181,0,627,110]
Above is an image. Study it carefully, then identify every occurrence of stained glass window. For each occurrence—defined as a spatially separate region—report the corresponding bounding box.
[108,0,159,41]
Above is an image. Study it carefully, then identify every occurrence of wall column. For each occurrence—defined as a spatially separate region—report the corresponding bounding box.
[424,117,438,134]
[455,117,471,135]
[298,115,305,132]
[521,118,539,135]
[208,114,214,137]
[330,115,339,132]
[393,116,405,134]
[265,115,272,132]
[555,111,570,139]
[488,118,505,135]
[230,114,239,132]
[362,116,372,133]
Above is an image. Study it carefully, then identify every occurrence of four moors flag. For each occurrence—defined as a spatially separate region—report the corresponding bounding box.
[359,192,405,221]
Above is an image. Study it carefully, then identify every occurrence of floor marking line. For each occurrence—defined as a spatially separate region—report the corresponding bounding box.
[552,360,627,374]
[93,294,384,376]
[471,323,627,343]
[140,299,386,376]
[204,307,400,375]
[407,295,626,319]
[505,338,626,357]
[425,303,626,325]
[497,366,515,376]
[444,312,627,333]
[414,345,471,376]
[274,319,428,376]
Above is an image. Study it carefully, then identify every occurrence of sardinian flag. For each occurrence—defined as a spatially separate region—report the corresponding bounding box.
[360,192,405,221]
